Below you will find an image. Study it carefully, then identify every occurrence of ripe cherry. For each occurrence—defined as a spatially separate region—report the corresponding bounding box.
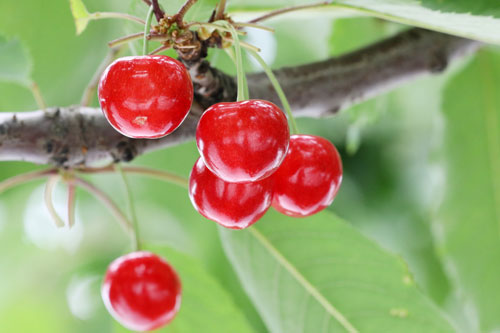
[98,55,193,139]
[101,251,181,331]
[189,157,273,229]
[272,135,342,217]
[196,99,290,183]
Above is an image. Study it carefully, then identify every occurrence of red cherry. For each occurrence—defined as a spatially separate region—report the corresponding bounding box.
[189,158,273,229]
[101,251,181,331]
[272,135,342,217]
[196,99,290,183]
[98,55,193,139]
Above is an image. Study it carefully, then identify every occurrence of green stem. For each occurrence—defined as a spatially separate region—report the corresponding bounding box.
[248,50,300,134]
[143,6,155,56]
[115,164,141,251]
[217,21,248,101]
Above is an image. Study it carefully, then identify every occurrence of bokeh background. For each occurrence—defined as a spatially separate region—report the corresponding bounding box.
[0,0,499,332]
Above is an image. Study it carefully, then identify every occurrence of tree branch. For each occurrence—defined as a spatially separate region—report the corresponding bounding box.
[0,28,480,167]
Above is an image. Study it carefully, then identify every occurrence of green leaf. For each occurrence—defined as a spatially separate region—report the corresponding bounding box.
[0,35,32,86]
[228,0,500,45]
[69,0,90,35]
[113,243,254,333]
[220,210,455,332]
[437,50,500,332]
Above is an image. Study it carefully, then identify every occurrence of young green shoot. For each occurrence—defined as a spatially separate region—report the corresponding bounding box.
[143,6,155,55]
[216,21,249,101]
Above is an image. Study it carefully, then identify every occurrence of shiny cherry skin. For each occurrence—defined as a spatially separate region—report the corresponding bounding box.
[101,251,182,331]
[196,99,290,183]
[272,135,342,217]
[98,55,193,139]
[189,157,273,229]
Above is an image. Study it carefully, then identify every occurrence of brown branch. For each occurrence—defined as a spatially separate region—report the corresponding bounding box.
[176,0,198,27]
[0,28,480,167]
[151,0,164,22]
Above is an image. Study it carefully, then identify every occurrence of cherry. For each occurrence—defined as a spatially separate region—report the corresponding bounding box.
[272,134,342,217]
[98,55,193,139]
[189,157,273,229]
[196,99,290,183]
[101,251,181,331]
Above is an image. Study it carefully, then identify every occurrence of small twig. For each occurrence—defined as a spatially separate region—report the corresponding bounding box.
[81,46,124,106]
[142,0,152,6]
[73,177,133,236]
[149,44,171,55]
[151,0,164,22]
[147,35,169,42]
[108,32,144,48]
[248,1,331,23]
[44,175,65,228]
[67,181,76,228]
[176,0,198,27]
[0,168,57,194]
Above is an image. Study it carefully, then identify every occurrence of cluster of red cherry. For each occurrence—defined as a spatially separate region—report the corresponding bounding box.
[191,99,343,229]
[96,53,342,330]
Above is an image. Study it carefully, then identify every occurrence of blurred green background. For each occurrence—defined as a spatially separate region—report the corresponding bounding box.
[0,0,499,332]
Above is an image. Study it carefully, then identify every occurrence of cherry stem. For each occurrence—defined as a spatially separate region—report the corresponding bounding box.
[81,45,124,106]
[73,177,134,237]
[248,49,300,134]
[233,22,275,33]
[143,6,155,55]
[115,164,141,251]
[217,20,249,101]
[248,1,331,23]
[0,168,57,194]
[224,37,260,52]
[29,81,46,110]
[44,175,65,228]
[176,0,198,27]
